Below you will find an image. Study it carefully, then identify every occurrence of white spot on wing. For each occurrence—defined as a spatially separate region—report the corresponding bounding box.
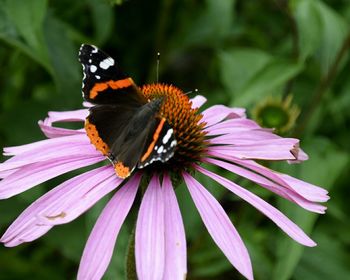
[162,129,173,144]
[99,58,115,69]
[95,75,101,79]
[90,65,97,73]
[157,146,164,154]
[91,45,98,53]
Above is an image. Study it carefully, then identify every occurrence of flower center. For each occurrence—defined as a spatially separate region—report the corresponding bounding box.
[141,83,207,173]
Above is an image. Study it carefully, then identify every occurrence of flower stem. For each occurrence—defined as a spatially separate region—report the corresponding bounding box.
[294,31,350,137]
[125,225,137,280]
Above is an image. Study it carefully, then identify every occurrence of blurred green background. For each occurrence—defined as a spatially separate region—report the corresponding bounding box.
[0,0,349,279]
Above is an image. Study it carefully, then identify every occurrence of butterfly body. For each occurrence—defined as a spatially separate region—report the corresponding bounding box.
[79,44,176,178]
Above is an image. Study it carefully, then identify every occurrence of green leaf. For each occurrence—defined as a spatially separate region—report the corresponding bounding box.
[87,0,114,45]
[218,48,271,94]
[175,0,235,49]
[292,0,348,73]
[230,59,303,107]
[315,1,348,74]
[2,0,47,50]
[272,137,348,280]
[0,0,52,73]
[44,16,81,106]
[294,232,350,280]
[291,0,323,61]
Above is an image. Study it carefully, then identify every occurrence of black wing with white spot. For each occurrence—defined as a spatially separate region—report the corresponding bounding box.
[138,120,177,168]
[78,44,146,106]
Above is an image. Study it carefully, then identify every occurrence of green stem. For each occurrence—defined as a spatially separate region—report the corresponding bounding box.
[293,31,350,137]
[274,0,300,97]
[125,226,137,280]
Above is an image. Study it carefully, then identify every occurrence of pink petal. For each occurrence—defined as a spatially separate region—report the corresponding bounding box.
[212,152,329,203]
[1,135,97,172]
[201,105,246,127]
[0,169,18,179]
[38,109,88,138]
[206,119,264,136]
[78,173,141,280]
[209,130,280,144]
[46,109,88,123]
[191,95,207,108]
[83,101,93,108]
[162,173,187,280]
[208,138,299,160]
[1,166,115,246]
[39,173,123,226]
[183,172,253,280]
[279,174,329,203]
[288,147,309,163]
[203,157,327,213]
[0,155,104,199]
[196,165,317,247]
[3,133,90,156]
[135,175,165,280]
[38,120,85,138]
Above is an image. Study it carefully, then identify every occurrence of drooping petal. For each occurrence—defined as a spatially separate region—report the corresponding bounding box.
[135,175,165,280]
[1,166,116,247]
[288,147,309,162]
[201,105,246,127]
[38,109,88,138]
[46,109,88,123]
[162,173,187,280]
[211,152,329,203]
[38,120,85,138]
[191,95,207,108]
[0,155,105,199]
[77,173,141,280]
[203,157,327,213]
[182,172,253,280]
[196,165,317,247]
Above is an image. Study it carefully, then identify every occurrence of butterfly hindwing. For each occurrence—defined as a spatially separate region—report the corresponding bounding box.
[79,44,146,106]
[85,104,138,156]
[138,119,177,168]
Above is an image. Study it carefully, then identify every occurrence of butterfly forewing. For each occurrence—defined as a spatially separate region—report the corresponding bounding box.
[79,44,146,106]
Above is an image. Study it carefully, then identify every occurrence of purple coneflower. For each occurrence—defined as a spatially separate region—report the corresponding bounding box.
[0,86,328,279]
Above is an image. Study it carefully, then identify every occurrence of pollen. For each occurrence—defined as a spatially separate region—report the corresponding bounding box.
[141,83,208,171]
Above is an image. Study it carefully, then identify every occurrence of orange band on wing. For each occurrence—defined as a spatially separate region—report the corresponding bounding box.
[89,78,134,99]
[140,118,166,162]
[114,162,131,178]
[85,119,110,155]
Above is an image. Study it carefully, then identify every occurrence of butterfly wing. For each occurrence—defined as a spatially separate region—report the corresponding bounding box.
[138,119,177,168]
[79,44,177,179]
[79,44,147,106]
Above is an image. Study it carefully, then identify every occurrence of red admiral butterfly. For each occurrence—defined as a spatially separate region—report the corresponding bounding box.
[79,44,177,178]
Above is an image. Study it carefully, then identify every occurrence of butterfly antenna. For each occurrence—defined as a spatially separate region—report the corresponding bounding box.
[156,52,160,83]
[184,88,199,95]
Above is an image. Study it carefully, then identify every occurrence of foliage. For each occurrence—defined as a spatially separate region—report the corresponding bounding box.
[0,0,349,279]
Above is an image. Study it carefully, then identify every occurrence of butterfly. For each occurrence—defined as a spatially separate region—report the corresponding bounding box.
[78,44,176,178]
